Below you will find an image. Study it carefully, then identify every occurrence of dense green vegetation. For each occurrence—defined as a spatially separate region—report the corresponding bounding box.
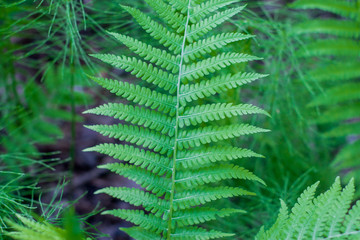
[1,0,359,239]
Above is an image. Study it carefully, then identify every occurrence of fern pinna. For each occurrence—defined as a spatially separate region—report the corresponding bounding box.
[256,177,360,239]
[85,0,268,239]
[290,0,360,184]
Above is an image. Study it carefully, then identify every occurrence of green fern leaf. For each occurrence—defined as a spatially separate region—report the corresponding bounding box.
[180,72,267,105]
[191,0,240,22]
[99,163,171,196]
[89,76,177,115]
[308,82,360,107]
[104,209,167,234]
[144,0,186,31]
[292,20,360,38]
[171,227,234,240]
[333,140,360,169]
[86,0,267,238]
[85,143,172,175]
[175,164,265,188]
[121,227,162,240]
[308,62,360,82]
[291,0,360,187]
[122,5,182,53]
[89,55,178,93]
[290,0,359,20]
[84,103,175,136]
[177,146,263,169]
[187,6,245,42]
[184,33,254,62]
[165,0,190,14]
[177,124,269,149]
[314,104,360,124]
[96,187,169,217]
[183,52,260,81]
[297,39,360,57]
[256,178,360,240]
[108,32,180,73]
[179,103,269,127]
[323,122,360,138]
[85,124,173,154]
[173,187,255,211]
[173,207,244,227]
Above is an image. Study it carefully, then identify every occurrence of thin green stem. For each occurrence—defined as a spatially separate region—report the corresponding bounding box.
[166,1,192,239]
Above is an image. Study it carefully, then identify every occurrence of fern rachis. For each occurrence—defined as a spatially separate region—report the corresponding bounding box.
[85,0,268,239]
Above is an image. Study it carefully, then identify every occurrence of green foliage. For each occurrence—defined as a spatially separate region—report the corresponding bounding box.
[1,66,91,156]
[0,171,33,237]
[85,0,268,238]
[290,0,360,185]
[256,177,360,239]
[5,211,86,240]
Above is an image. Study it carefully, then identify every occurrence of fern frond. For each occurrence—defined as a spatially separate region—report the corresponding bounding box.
[183,52,260,81]
[96,187,169,217]
[90,55,178,93]
[5,214,85,240]
[256,200,288,240]
[175,164,265,188]
[256,178,360,240]
[290,0,359,20]
[99,163,171,196]
[89,76,177,115]
[84,103,175,136]
[86,1,267,238]
[165,0,190,14]
[280,181,320,238]
[122,5,183,53]
[176,146,263,169]
[184,33,254,62]
[314,104,360,124]
[104,209,166,234]
[187,6,245,42]
[291,0,360,188]
[323,122,360,138]
[308,82,360,107]
[144,0,186,31]
[191,0,240,22]
[180,72,267,105]
[179,103,269,127]
[85,124,173,154]
[173,187,255,211]
[108,32,180,73]
[173,207,244,227]
[85,143,172,175]
[333,140,360,169]
[177,124,269,149]
[308,62,360,82]
[171,227,234,240]
[292,20,360,38]
[297,39,360,57]
[121,227,162,240]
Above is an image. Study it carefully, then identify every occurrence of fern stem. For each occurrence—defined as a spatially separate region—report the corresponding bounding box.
[166,0,192,238]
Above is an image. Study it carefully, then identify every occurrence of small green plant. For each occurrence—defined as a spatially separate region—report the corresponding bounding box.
[5,211,86,240]
[290,0,360,185]
[256,177,360,239]
[85,0,268,238]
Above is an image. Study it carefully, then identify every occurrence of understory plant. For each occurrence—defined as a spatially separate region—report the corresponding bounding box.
[256,177,360,239]
[290,0,360,185]
[85,0,269,238]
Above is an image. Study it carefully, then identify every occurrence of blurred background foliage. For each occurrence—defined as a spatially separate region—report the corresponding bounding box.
[0,0,359,239]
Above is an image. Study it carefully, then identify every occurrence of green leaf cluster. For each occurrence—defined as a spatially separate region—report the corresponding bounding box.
[85,0,268,238]
[290,0,360,184]
[256,177,360,239]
